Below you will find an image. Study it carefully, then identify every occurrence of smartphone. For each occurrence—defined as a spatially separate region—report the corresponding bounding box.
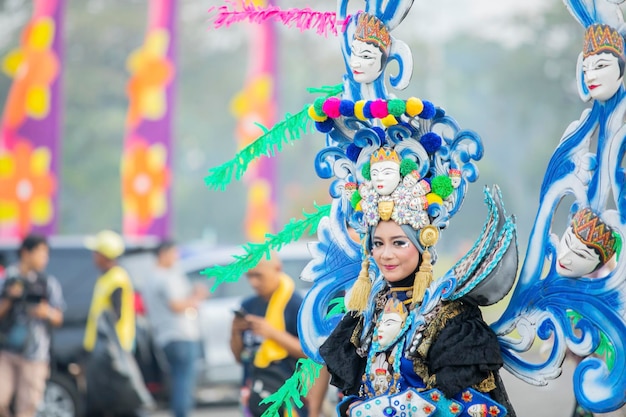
[233,308,247,318]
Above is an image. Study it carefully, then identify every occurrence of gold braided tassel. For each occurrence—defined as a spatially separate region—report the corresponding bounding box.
[412,225,439,305]
[346,256,371,313]
[412,249,432,304]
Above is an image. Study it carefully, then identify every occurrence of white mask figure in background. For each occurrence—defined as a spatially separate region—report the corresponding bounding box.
[350,13,391,84]
[582,24,625,102]
[556,207,619,278]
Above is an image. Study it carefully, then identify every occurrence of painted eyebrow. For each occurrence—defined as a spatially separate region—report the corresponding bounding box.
[373,235,408,240]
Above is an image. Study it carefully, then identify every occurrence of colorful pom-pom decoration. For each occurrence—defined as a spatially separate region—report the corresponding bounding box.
[370,99,389,119]
[405,97,424,117]
[400,159,418,177]
[420,132,442,153]
[313,97,326,116]
[346,143,361,162]
[381,114,398,127]
[322,97,341,118]
[387,99,406,117]
[419,100,436,119]
[308,105,327,122]
[426,192,443,206]
[351,190,362,209]
[354,100,367,121]
[431,175,454,199]
[315,119,334,133]
[339,100,355,117]
[362,161,371,180]
[363,101,374,119]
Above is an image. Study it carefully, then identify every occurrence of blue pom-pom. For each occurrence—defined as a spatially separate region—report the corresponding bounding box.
[419,100,436,119]
[339,100,355,117]
[372,126,386,143]
[363,102,373,119]
[420,132,442,153]
[346,144,361,162]
[315,119,334,133]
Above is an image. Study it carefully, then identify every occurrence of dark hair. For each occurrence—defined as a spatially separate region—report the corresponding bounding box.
[18,234,48,259]
[155,239,176,257]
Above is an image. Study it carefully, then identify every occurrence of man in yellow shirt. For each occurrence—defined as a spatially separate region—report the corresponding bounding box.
[83,230,135,353]
[82,230,150,417]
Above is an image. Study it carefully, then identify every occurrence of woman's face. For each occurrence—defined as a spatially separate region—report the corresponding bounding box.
[372,220,420,283]
[556,226,602,277]
[371,161,401,196]
[377,310,404,349]
[583,52,623,102]
[350,39,384,84]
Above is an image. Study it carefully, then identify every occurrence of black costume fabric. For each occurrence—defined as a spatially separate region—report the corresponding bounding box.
[320,298,517,416]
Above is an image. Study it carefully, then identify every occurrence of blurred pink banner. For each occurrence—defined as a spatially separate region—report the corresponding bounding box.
[0,0,64,239]
[121,0,176,239]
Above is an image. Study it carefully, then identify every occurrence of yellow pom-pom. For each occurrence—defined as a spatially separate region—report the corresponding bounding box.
[308,105,327,122]
[381,114,398,127]
[405,97,424,117]
[354,100,367,121]
[426,192,443,206]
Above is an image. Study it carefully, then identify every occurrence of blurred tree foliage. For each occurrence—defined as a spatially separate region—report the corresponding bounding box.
[0,0,591,255]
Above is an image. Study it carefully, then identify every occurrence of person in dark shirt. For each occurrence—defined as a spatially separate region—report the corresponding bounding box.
[230,254,306,417]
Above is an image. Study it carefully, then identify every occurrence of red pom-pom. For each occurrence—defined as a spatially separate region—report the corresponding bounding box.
[322,97,342,118]
[370,99,389,119]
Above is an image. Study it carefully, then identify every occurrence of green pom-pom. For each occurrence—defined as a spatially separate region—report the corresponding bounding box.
[313,97,326,116]
[400,159,418,177]
[431,175,454,199]
[362,161,371,180]
[351,191,362,209]
[387,99,406,117]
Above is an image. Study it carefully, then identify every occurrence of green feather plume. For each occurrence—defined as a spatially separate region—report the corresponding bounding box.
[204,84,343,191]
[200,203,331,291]
[260,358,323,417]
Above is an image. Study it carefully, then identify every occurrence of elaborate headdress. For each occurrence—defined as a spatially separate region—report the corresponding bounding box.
[354,13,392,56]
[571,207,620,264]
[583,23,625,59]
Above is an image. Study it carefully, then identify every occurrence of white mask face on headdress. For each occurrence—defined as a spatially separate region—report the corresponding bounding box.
[583,52,623,102]
[371,161,401,196]
[556,227,601,277]
[350,39,384,84]
[376,311,404,349]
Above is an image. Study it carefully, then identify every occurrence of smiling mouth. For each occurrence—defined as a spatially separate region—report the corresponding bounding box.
[558,262,569,270]
[588,84,600,90]
[353,70,363,75]
[384,265,397,270]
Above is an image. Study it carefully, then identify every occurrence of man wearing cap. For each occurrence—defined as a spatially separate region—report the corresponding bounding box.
[83,230,135,353]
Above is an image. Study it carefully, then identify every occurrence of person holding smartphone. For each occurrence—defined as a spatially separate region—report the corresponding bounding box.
[229,254,307,417]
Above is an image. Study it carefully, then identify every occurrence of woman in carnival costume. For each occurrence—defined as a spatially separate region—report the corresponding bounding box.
[205,0,519,415]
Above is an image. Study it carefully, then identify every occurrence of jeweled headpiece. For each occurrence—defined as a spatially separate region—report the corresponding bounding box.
[383,297,408,320]
[370,147,400,165]
[571,207,618,263]
[583,24,625,59]
[354,13,391,56]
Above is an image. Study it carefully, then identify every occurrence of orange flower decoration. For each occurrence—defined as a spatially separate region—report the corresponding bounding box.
[125,30,174,128]
[0,141,56,235]
[121,138,170,230]
[2,17,60,128]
